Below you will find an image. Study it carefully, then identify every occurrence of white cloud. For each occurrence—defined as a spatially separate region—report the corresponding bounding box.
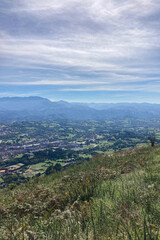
[0,80,109,86]
[61,84,160,92]
[0,92,40,97]
[0,0,160,94]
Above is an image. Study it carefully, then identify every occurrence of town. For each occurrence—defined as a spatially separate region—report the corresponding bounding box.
[0,119,160,187]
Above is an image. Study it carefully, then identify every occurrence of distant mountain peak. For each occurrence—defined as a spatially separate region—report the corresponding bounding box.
[56,100,68,104]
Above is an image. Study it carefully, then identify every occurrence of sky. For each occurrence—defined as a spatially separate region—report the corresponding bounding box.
[0,0,160,103]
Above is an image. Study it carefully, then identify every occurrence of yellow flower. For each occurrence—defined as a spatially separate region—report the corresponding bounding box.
[84,200,87,204]
[108,237,111,240]
[21,222,25,228]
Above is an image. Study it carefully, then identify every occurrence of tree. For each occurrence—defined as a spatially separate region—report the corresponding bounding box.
[45,163,62,175]
[53,163,62,171]
[149,132,156,147]
[45,165,54,175]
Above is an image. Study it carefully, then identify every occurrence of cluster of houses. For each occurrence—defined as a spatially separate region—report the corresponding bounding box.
[0,141,56,157]
[0,126,100,181]
[0,139,85,158]
[0,122,101,158]
[0,125,11,136]
[0,163,24,176]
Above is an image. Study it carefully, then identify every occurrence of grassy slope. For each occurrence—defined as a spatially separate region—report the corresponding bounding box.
[0,146,160,239]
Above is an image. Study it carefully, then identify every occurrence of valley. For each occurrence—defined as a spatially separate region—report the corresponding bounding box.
[0,119,160,187]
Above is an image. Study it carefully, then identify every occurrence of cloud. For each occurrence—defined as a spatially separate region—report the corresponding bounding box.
[62,83,160,93]
[0,0,160,99]
[0,80,110,86]
[0,91,40,97]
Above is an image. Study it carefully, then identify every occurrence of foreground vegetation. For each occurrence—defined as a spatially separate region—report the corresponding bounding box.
[0,145,160,239]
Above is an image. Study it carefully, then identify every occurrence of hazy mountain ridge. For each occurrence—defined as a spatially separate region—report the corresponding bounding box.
[0,96,160,122]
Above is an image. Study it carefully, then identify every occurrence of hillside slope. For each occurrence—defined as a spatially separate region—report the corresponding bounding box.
[0,146,160,239]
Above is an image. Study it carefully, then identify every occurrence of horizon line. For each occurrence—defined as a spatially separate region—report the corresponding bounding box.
[0,96,160,105]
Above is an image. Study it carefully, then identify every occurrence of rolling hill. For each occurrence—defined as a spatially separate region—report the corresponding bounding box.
[0,96,160,122]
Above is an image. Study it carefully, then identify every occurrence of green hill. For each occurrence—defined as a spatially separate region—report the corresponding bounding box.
[0,146,160,239]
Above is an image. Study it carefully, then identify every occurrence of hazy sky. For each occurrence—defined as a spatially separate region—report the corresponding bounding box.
[0,0,160,102]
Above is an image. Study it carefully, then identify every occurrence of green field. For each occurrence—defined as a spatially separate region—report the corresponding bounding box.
[0,177,3,183]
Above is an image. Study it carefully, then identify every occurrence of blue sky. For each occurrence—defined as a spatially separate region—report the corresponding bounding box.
[0,0,160,103]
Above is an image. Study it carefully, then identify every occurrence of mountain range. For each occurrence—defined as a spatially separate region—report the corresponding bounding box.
[0,96,160,122]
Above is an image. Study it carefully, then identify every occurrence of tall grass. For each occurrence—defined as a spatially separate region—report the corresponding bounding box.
[0,146,160,239]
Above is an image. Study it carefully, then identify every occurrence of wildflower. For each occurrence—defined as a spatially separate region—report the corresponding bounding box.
[85,179,90,186]
[78,186,82,192]
[108,237,111,240]
[84,200,87,204]
[21,222,25,228]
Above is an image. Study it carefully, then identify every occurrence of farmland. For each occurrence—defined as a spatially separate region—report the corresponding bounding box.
[0,119,160,187]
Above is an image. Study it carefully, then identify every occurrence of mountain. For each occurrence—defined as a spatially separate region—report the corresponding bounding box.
[0,96,160,122]
[0,97,97,122]
[0,96,52,111]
